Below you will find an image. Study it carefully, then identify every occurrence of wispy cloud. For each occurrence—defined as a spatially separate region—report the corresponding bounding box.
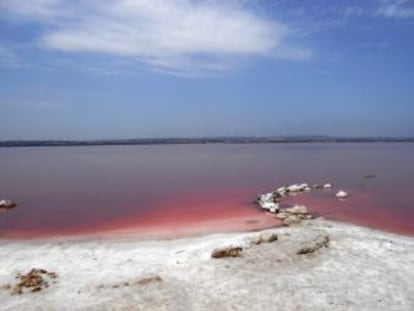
[2,0,312,76]
[377,0,414,18]
[1,0,69,20]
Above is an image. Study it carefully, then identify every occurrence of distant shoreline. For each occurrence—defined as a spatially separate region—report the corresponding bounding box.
[1,136,414,147]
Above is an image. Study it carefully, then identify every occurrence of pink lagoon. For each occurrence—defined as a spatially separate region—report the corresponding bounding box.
[1,142,413,239]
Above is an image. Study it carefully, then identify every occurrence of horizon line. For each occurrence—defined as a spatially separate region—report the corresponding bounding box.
[1,135,413,147]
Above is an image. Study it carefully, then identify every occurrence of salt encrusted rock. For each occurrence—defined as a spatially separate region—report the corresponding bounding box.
[282,215,302,226]
[260,202,279,212]
[249,232,279,245]
[285,205,308,215]
[336,190,349,199]
[0,200,17,210]
[258,232,278,243]
[297,235,330,255]
[274,212,290,220]
[257,192,280,212]
[211,246,243,258]
[277,186,287,194]
[287,184,302,192]
[286,183,310,193]
[258,193,273,203]
[323,183,333,189]
[257,183,314,219]
[269,205,279,213]
[272,192,283,201]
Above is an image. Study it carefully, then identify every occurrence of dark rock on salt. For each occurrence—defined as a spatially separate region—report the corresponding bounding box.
[137,275,163,285]
[297,235,330,255]
[211,246,243,258]
[10,268,57,295]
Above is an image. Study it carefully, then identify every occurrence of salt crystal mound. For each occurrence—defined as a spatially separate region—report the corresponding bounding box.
[336,190,350,199]
[256,181,330,212]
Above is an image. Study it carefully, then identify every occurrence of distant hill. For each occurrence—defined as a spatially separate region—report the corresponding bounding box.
[0,136,413,147]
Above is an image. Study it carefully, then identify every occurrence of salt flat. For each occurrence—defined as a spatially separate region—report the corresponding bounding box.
[0,218,413,311]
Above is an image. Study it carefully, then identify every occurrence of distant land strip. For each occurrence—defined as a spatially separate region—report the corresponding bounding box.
[1,137,414,147]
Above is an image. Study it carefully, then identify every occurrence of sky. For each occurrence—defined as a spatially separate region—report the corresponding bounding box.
[0,0,413,140]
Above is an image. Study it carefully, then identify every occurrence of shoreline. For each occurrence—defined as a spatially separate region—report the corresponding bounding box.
[0,212,283,241]
[1,218,413,310]
[1,207,413,242]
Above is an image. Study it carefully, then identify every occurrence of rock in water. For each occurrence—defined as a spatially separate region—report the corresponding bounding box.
[258,192,273,203]
[0,200,17,210]
[257,192,280,212]
[323,183,333,189]
[260,202,279,212]
[269,205,279,213]
[336,190,349,199]
[276,186,287,195]
[285,205,308,215]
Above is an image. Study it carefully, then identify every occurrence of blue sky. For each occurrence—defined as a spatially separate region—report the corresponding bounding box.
[0,0,413,140]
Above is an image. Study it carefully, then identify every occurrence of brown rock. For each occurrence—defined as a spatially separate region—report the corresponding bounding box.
[11,286,23,296]
[137,275,162,285]
[31,286,42,293]
[211,246,243,258]
[9,268,57,295]
[297,235,330,255]
[249,232,278,245]
[272,192,283,202]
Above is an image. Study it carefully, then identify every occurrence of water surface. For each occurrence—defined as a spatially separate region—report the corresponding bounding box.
[0,143,413,238]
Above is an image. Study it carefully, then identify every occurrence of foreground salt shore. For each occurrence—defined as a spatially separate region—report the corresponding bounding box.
[0,218,413,311]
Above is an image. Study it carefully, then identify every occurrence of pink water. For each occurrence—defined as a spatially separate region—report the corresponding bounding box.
[0,143,413,238]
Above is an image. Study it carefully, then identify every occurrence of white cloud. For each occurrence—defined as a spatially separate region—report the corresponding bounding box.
[377,0,414,18]
[2,0,312,75]
[1,0,64,19]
